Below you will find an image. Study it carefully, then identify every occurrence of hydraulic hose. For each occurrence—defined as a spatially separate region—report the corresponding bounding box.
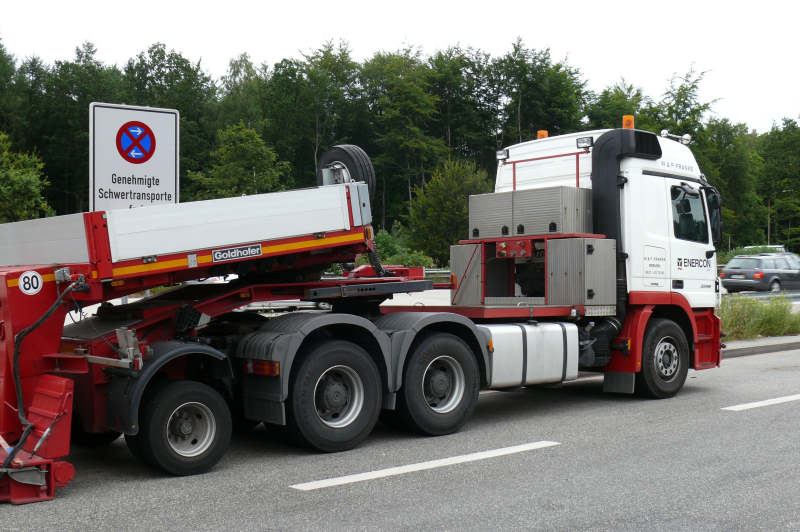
[1,280,78,468]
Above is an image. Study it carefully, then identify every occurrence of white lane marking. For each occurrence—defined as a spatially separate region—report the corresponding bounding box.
[722,394,800,411]
[290,441,560,491]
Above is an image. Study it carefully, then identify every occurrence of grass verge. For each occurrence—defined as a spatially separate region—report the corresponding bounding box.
[719,295,800,340]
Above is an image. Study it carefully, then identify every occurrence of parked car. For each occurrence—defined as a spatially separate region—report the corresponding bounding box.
[720,253,800,292]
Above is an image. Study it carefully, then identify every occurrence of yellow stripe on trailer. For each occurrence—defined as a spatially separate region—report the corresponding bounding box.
[112,233,365,278]
[6,273,56,288]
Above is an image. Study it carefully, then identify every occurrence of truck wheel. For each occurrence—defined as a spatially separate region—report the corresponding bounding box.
[317,144,376,200]
[396,333,479,436]
[287,340,381,452]
[138,381,232,476]
[635,318,689,398]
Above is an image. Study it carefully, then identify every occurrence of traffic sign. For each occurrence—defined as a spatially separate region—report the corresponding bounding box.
[90,102,179,211]
[116,121,156,163]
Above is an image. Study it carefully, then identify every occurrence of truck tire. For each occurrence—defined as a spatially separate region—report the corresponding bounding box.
[137,380,232,476]
[396,333,479,436]
[286,340,381,452]
[635,318,689,398]
[317,144,376,200]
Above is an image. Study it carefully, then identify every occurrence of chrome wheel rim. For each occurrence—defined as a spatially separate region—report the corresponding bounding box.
[314,365,364,428]
[422,355,465,414]
[654,337,680,380]
[166,402,216,458]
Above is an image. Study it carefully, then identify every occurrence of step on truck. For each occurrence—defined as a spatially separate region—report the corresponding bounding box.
[0,123,722,504]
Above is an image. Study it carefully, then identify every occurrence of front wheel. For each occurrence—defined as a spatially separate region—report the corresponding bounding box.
[396,333,480,435]
[286,340,381,452]
[137,381,232,475]
[635,318,689,398]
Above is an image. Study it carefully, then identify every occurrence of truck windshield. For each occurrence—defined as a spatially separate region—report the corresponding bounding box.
[671,186,708,243]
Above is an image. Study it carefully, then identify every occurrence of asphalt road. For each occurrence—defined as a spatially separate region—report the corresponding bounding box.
[3,350,799,531]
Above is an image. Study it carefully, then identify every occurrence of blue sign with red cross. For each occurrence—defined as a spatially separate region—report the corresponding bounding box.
[116,121,156,164]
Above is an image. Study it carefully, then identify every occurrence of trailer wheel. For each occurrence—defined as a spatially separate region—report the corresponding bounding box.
[636,318,689,398]
[317,144,376,200]
[396,333,479,436]
[138,381,232,476]
[286,340,381,452]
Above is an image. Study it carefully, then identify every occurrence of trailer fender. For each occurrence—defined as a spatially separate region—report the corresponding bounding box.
[106,341,233,435]
[236,312,392,403]
[373,312,491,390]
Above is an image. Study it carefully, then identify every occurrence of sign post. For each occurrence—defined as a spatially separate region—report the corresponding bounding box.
[89,102,179,211]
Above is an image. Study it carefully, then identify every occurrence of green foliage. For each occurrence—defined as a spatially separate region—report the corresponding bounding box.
[360,225,436,268]
[694,119,765,247]
[494,39,586,143]
[719,295,800,340]
[0,132,54,222]
[185,123,290,200]
[0,35,798,254]
[585,81,655,130]
[718,246,782,264]
[407,159,492,265]
[360,48,449,227]
[756,119,800,249]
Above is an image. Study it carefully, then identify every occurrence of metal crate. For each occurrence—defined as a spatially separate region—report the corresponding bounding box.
[450,244,482,306]
[546,238,616,306]
[468,192,513,238]
[512,186,592,236]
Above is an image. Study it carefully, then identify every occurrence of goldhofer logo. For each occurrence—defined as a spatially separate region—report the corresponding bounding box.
[212,244,262,263]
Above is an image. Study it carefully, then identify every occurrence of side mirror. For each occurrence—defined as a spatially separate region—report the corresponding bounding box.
[703,186,722,249]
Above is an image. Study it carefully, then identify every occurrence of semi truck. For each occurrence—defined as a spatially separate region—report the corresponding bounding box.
[0,122,723,504]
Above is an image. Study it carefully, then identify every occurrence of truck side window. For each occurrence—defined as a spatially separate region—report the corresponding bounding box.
[671,186,708,243]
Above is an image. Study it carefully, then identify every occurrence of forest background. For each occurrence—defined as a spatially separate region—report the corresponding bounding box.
[1,37,798,266]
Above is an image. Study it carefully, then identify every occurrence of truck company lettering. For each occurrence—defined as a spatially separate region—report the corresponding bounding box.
[677,257,711,268]
[660,160,695,173]
[212,244,263,262]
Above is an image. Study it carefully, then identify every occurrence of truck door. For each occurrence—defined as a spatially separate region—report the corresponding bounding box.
[666,180,717,308]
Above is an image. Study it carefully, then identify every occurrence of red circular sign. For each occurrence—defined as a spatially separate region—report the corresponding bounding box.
[116,121,156,164]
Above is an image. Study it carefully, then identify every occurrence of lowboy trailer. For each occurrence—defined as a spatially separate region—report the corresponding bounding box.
[0,127,723,504]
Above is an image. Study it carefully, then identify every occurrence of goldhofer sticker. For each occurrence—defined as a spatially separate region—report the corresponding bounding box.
[212,244,262,263]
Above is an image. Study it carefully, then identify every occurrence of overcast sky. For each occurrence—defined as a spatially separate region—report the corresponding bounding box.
[2,0,796,133]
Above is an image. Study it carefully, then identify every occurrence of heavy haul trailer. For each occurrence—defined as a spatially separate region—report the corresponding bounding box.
[0,129,723,504]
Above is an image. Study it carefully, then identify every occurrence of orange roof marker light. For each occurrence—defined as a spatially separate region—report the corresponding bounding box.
[537,130,548,139]
[622,115,635,129]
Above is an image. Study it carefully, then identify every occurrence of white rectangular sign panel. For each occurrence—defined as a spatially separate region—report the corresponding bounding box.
[89,102,179,211]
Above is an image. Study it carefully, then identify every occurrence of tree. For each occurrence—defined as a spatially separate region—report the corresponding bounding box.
[493,39,586,145]
[426,47,499,172]
[585,81,655,130]
[0,132,53,222]
[756,118,800,248]
[124,43,217,182]
[646,68,715,138]
[695,119,765,247]
[185,122,290,200]
[407,159,492,264]
[360,48,448,228]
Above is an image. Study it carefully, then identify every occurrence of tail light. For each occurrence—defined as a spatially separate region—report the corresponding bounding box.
[244,360,280,376]
[719,272,726,278]
[753,271,764,279]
